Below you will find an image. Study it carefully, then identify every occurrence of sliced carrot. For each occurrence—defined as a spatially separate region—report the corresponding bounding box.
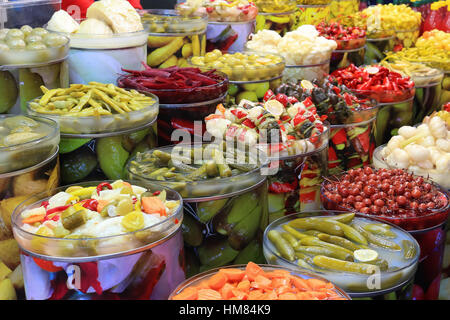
[291,277,311,291]
[172,287,198,300]
[253,275,272,290]
[219,268,246,282]
[296,292,313,300]
[217,103,226,114]
[262,291,278,300]
[205,114,225,121]
[141,196,166,216]
[309,291,327,300]
[276,285,294,295]
[278,292,298,300]
[248,289,264,300]
[197,289,222,300]
[246,261,264,281]
[208,271,228,290]
[231,289,248,300]
[265,270,291,279]
[325,282,335,290]
[96,200,109,213]
[220,283,235,300]
[197,280,211,290]
[22,213,46,224]
[236,279,250,292]
[307,278,328,291]
[272,277,290,288]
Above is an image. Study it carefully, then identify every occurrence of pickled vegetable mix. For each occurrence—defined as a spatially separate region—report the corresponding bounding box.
[176,0,258,22]
[19,180,180,240]
[316,22,366,50]
[205,94,327,156]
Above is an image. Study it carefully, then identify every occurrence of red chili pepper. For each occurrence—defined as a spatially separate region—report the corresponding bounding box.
[153,191,161,196]
[275,93,289,107]
[46,205,71,215]
[41,201,49,208]
[82,199,99,211]
[303,97,313,108]
[331,128,347,146]
[96,182,113,195]
[269,181,298,194]
[171,118,196,135]
[263,89,275,102]
[287,96,298,104]
[242,118,256,129]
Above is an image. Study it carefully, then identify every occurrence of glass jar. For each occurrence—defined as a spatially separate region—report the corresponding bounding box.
[330,37,366,72]
[263,211,420,299]
[412,70,445,124]
[364,36,395,64]
[283,60,330,83]
[140,9,208,68]
[394,27,420,49]
[12,181,185,300]
[127,144,269,275]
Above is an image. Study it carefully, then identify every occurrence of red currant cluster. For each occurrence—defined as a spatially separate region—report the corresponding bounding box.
[322,167,448,218]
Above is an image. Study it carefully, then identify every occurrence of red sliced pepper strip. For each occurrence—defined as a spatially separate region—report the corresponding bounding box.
[97,182,113,195]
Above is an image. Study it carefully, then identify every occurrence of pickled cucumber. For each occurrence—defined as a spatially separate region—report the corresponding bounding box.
[60,146,98,184]
[0,71,18,113]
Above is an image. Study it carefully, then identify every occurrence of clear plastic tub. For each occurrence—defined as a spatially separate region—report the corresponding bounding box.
[255,0,297,14]
[263,211,420,299]
[441,71,450,108]
[0,0,61,29]
[364,36,395,64]
[411,70,445,123]
[0,146,60,300]
[328,0,359,19]
[140,9,207,68]
[255,10,297,36]
[55,28,148,85]
[328,103,378,175]
[189,51,285,82]
[294,4,330,27]
[321,174,449,300]
[352,88,415,147]
[282,60,330,82]
[330,46,365,73]
[373,145,450,190]
[0,29,69,114]
[12,181,185,300]
[226,76,283,105]
[169,264,352,300]
[27,92,159,135]
[206,20,256,53]
[157,94,227,146]
[127,144,269,275]
[394,27,420,49]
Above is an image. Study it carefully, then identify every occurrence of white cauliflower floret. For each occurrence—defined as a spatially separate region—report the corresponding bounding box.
[436,156,450,173]
[398,126,417,139]
[206,118,231,138]
[404,144,430,163]
[429,116,447,139]
[386,148,409,168]
[48,192,72,209]
[436,138,450,152]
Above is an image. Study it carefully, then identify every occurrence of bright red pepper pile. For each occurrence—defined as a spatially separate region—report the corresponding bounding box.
[316,22,366,50]
[117,63,228,104]
[331,64,415,103]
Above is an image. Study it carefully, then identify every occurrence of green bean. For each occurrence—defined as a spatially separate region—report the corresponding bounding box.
[295,245,353,261]
[289,218,345,237]
[282,224,309,240]
[168,160,196,172]
[268,230,295,261]
[317,233,361,252]
[353,224,401,251]
[186,163,208,180]
[402,240,417,259]
[363,224,397,238]
[212,149,232,177]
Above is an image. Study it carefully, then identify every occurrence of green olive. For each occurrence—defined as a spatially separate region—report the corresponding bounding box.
[31,28,48,37]
[27,42,47,50]
[6,38,26,49]
[20,25,33,36]
[44,34,67,47]
[26,34,43,44]
[6,29,24,39]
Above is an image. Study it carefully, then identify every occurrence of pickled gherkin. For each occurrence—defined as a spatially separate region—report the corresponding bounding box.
[127,143,268,275]
[264,212,420,296]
